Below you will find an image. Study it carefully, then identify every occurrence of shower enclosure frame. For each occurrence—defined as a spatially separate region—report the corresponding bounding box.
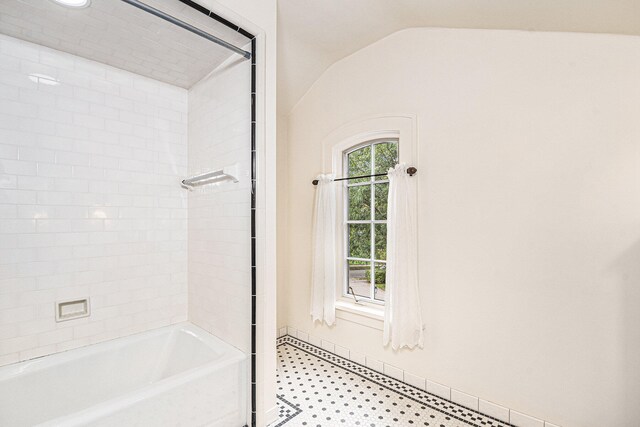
[128,0,259,425]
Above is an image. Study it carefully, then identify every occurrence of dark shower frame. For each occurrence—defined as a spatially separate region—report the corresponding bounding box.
[173,1,258,426]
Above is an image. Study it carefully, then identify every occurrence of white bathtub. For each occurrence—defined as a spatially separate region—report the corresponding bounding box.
[0,323,247,427]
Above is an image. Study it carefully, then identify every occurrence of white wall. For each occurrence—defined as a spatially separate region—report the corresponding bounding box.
[276,113,289,330]
[0,35,188,366]
[280,28,640,427]
[188,57,251,353]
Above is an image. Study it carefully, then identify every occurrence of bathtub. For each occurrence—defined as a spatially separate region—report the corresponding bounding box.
[0,323,247,427]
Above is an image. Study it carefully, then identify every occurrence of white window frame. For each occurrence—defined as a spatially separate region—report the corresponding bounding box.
[320,115,417,322]
[342,138,398,305]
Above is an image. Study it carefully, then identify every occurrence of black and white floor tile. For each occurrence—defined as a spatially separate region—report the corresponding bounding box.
[271,335,513,427]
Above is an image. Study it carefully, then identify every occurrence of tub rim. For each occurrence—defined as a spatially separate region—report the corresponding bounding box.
[0,322,245,379]
[0,322,247,427]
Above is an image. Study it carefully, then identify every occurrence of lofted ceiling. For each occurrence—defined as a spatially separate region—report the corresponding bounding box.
[0,0,250,89]
[277,0,640,114]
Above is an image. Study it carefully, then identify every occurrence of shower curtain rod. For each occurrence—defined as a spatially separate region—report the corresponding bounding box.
[312,167,417,185]
[120,0,252,60]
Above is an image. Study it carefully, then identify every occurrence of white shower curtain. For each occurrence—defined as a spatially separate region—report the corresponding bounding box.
[383,163,424,350]
[310,174,336,326]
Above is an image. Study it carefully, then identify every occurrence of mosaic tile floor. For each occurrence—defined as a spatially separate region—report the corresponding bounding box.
[271,336,512,427]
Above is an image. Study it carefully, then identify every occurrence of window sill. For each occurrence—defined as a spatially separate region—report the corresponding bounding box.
[335,300,384,330]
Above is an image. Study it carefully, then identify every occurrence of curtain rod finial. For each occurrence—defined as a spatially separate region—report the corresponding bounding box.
[407,167,417,176]
[312,179,319,185]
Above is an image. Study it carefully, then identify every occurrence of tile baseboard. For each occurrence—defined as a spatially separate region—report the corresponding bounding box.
[276,325,559,427]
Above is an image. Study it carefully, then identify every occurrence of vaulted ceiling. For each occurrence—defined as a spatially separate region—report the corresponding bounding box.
[277,0,640,114]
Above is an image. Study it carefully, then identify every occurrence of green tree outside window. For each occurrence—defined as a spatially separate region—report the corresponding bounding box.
[345,140,398,303]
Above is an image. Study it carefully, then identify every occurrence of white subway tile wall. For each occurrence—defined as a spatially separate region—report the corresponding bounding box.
[510,410,545,427]
[383,363,404,381]
[308,334,321,348]
[427,379,451,400]
[404,372,426,391]
[479,399,511,423]
[0,35,188,366]
[187,56,251,352]
[320,339,335,353]
[297,330,309,343]
[365,357,384,373]
[451,388,480,411]
[349,350,366,366]
[334,344,349,359]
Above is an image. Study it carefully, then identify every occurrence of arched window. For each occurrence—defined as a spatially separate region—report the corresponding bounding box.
[343,139,398,304]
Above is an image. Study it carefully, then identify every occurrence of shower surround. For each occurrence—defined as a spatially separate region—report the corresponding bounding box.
[187,56,252,353]
[0,0,278,424]
[0,34,189,366]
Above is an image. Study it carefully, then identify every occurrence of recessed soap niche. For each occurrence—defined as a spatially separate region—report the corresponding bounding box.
[55,298,91,322]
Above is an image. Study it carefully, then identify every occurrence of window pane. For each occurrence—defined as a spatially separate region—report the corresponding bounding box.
[348,260,371,299]
[374,142,398,175]
[374,183,389,220]
[347,145,371,183]
[348,223,371,259]
[374,224,386,260]
[348,185,371,221]
[373,262,386,302]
